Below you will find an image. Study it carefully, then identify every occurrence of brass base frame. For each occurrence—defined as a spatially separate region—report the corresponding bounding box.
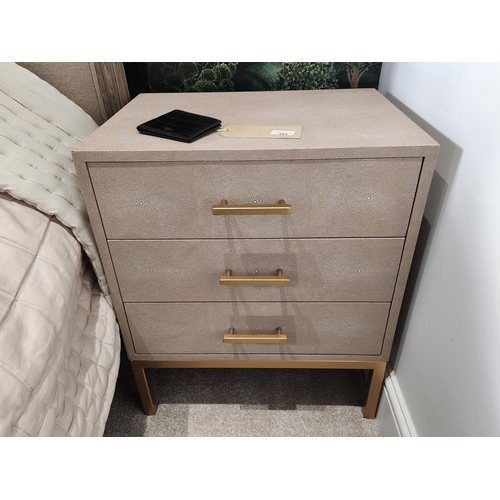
[130,359,387,419]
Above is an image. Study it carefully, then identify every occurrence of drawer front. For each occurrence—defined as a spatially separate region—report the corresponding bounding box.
[110,238,404,302]
[125,302,390,356]
[89,158,421,239]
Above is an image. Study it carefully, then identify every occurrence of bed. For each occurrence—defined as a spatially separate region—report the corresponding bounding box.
[0,62,126,436]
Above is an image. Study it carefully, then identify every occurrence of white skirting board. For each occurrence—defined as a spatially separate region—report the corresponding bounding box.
[376,370,417,437]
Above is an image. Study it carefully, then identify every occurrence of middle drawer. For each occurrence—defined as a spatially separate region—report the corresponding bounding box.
[109,238,404,302]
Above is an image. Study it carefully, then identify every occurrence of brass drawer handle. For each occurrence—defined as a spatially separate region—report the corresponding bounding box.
[223,327,287,344]
[220,269,290,286]
[212,199,292,215]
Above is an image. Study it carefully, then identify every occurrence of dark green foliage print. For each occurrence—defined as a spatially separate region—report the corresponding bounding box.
[146,62,238,93]
[271,62,339,91]
[123,62,382,98]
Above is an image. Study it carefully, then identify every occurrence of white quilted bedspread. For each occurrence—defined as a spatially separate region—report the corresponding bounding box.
[0,63,121,436]
[0,62,110,299]
[0,193,120,436]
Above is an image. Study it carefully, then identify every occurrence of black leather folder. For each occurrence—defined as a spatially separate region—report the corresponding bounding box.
[137,109,221,143]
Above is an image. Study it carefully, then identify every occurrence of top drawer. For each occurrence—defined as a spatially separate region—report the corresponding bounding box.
[89,158,421,239]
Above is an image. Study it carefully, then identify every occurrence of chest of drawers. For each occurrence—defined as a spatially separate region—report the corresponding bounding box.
[73,89,439,419]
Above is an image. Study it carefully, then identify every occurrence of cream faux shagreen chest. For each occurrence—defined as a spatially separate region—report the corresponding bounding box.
[73,89,439,419]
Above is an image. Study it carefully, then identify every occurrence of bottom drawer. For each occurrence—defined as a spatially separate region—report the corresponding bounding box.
[125,302,390,356]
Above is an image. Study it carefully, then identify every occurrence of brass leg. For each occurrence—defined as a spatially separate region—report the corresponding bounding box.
[131,361,158,415]
[128,359,386,418]
[362,362,387,419]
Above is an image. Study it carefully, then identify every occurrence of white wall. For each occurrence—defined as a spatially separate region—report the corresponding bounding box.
[378,63,500,436]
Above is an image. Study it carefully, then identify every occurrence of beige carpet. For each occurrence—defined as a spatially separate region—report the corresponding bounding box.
[104,353,381,437]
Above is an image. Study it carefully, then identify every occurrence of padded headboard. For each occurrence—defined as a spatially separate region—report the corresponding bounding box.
[16,62,130,125]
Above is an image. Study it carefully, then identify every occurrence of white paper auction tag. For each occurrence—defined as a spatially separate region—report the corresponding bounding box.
[220,125,302,139]
[270,130,296,136]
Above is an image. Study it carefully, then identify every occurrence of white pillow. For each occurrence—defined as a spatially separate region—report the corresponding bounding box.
[0,62,110,299]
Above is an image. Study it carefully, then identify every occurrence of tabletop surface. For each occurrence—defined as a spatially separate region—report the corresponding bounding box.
[74,89,438,161]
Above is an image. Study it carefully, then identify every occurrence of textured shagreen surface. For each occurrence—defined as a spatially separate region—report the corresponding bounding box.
[73,89,438,162]
[89,158,421,239]
[125,302,390,356]
[109,238,404,302]
[73,89,439,369]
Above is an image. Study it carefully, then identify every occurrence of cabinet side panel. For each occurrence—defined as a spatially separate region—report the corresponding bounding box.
[73,154,136,358]
[381,149,439,359]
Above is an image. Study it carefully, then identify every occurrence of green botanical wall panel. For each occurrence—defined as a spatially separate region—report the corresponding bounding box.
[124,62,382,98]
